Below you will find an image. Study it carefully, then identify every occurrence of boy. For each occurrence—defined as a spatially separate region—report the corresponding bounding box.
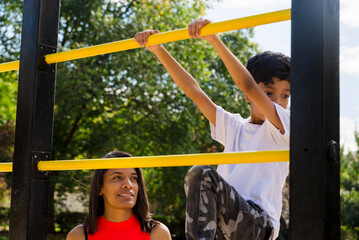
[135,19,290,240]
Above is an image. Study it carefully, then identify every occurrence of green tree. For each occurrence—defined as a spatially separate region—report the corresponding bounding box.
[0,0,258,236]
[0,0,20,156]
[0,1,20,221]
[341,130,359,239]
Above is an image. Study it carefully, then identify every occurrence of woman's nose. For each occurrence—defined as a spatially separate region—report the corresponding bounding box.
[122,178,133,189]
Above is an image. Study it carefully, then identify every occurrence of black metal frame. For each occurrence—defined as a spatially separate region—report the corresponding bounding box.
[289,0,340,239]
[9,0,340,239]
[9,0,60,239]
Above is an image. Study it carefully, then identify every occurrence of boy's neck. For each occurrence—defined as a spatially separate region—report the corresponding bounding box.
[249,105,265,125]
[249,115,265,125]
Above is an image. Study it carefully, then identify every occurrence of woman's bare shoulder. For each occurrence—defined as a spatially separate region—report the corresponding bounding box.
[150,221,171,240]
[66,224,86,240]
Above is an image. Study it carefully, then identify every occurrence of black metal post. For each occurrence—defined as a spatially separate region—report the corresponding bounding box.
[9,0,60,239]
[290,0,340,239]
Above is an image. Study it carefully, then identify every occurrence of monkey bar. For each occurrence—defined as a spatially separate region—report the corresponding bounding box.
[0,150,289,172]
[0,9,290,73]
[2,0,340,238]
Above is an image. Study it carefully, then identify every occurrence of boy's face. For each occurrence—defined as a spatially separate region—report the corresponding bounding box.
[248,77,291,123]
[259,77,290,109]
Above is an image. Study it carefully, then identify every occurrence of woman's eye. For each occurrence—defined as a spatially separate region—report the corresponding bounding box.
[282,94,289,99]
[113,176,121,180]
[131,177,138,181]
[266,92,272,96]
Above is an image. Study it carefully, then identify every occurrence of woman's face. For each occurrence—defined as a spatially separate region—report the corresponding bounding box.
[100,168,139,212]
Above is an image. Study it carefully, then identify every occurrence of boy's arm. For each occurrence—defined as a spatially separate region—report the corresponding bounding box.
[135,30,217,126]
[189,20,285,133]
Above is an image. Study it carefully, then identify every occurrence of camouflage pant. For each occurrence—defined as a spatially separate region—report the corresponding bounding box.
[184,165,274,240]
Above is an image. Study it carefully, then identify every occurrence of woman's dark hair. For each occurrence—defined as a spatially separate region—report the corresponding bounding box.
[246,51,291,85]
[85,151,156,234]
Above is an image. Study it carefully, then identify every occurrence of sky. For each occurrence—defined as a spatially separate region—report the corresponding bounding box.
[206,0,359,153]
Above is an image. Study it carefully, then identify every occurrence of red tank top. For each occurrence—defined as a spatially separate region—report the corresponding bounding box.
[88,214,151,240]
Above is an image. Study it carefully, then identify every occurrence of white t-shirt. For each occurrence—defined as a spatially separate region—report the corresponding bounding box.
[210,103,290,239]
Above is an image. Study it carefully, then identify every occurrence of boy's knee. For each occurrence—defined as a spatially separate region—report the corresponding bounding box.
[184,165,213,196]
[186,165,213,182]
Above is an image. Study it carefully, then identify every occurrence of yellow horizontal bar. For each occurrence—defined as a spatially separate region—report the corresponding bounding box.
[37,150,289,171]
[0,163,12,172]
[45,9,290,64]
[0,60,20,73]
[0,150,289,172]
[0,9,291,73]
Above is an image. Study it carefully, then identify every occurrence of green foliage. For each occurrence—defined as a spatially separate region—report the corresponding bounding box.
[144,166,189,232]
[0,78,17,126]
[0,0,22,60]
[0,1,21,126]
[0,0,20,167]
[51,3,257,236]
[0,122,15,163]
[153,214,185,239]
[0,1,19,166]
[0,0,258,236]
[0,122,14,204]
[0,0,19,212]
[55,211,86,233]
[0,207,10,228]
[340,130,359,239]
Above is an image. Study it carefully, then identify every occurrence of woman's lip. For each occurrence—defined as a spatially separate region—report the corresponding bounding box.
[118,193,134,197]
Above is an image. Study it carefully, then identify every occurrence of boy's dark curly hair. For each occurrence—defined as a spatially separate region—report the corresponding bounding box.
[246,51,290,85]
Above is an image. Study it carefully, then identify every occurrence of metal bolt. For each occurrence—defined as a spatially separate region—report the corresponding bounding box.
[328,140,339,164]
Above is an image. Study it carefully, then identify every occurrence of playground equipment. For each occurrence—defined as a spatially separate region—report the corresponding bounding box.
[0,0,339,239]
[0,9,290,73]
[0,150,289,172]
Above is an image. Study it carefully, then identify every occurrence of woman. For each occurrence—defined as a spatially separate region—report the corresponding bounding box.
[67,151,171,240]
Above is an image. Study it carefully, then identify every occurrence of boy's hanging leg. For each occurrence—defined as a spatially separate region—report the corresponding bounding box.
[184,165,273,240]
